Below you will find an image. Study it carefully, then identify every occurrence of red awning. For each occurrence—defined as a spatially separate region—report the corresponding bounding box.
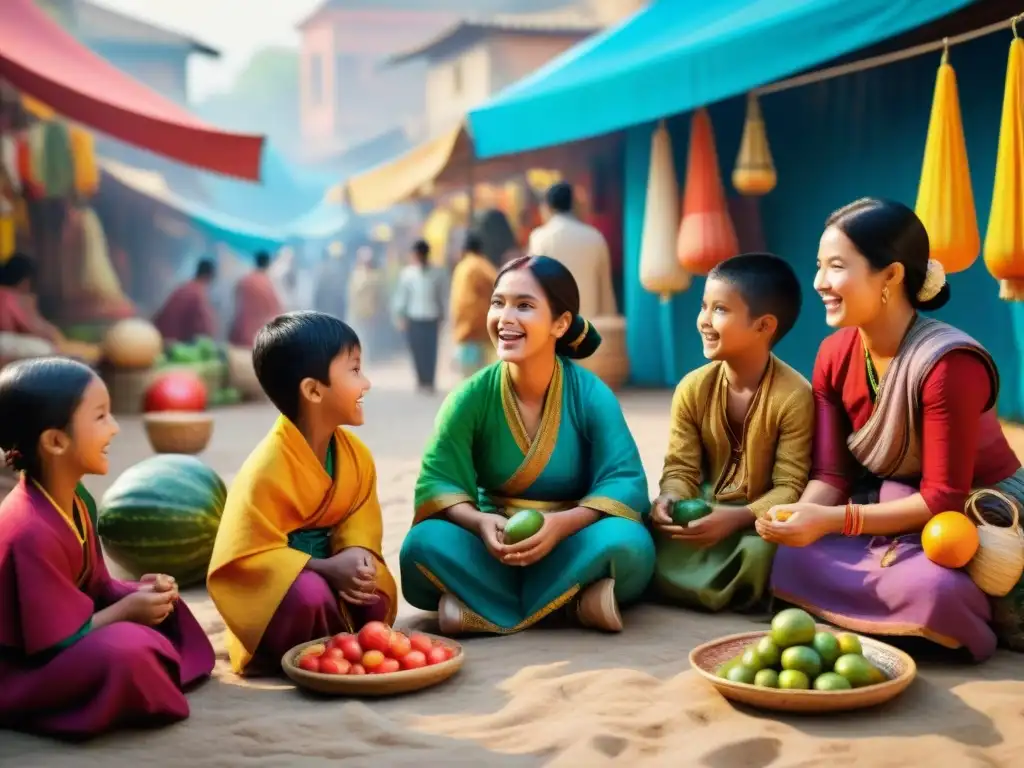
[0,0,264,181]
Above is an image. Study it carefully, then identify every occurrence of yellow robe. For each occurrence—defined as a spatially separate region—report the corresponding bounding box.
[207,416,398,673]
[654,355,813,611]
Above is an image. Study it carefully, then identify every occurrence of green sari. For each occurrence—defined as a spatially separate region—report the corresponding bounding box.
[399,358,655,633]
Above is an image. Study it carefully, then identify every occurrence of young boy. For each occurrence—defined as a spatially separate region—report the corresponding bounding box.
[207,311,397,675]
[650,253,812,613]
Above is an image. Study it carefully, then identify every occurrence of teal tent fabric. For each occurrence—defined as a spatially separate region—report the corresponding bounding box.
[467,0,976,159]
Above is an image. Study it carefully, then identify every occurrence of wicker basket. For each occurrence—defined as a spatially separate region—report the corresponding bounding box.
[576,314,630,391]
[143,412,214,455]
[226,346,266,401]
[965,488,1024,597]
[689,626,916,713]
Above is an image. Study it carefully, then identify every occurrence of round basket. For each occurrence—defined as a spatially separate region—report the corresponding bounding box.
[226,346,266,401]
[143,412,214,455]
[282,634,464,696]
[689,626,916,713]
[965,488,1024,597]
[576,314,629,391]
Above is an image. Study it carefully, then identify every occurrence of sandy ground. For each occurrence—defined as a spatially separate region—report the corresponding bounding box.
[3,356,1024,767]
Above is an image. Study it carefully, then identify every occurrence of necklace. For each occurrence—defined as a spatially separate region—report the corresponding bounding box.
[864,344,880,396]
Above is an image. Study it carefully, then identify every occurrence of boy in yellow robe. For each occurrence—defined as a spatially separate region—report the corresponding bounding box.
[651,253,812,612]
[208,311,398,675]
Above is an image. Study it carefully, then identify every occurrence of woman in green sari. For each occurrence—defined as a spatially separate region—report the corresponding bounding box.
[400,256,654,635]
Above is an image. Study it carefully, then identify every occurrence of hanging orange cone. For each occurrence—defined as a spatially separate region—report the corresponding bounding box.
[914,45,980,274]
[732,93,777,196]
[984,30,1024,300]
[677,108,739,276]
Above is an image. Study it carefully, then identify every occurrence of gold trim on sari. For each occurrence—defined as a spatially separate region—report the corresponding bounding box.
[414,562,581,634]
[497,358,564,497]
[414,492,476,523]
[486,495,576,516]
[580,495,642,522]
[847,317,999,479]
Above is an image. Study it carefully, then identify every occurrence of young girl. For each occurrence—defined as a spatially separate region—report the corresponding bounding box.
[0,357,215,739]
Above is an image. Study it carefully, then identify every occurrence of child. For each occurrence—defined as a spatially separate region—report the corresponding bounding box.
[650,253,813,612]
[207,311,397,675]
[0,357,214,739]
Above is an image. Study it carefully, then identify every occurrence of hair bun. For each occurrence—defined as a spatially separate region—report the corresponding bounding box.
[917,259,946,303]
[556,314,602,360]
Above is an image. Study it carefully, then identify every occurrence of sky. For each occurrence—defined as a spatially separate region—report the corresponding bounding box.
[89,0,324,101]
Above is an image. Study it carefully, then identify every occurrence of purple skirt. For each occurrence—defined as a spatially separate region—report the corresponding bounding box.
[772,533,997,661]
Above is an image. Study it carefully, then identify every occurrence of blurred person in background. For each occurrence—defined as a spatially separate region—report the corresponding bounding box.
[449,232,497,379]
[392,239,445,393]
[347,246,384,361]
[153,258,218,344]
[529,181,617,319]
[475,208,521,266]
[230,251,283,348]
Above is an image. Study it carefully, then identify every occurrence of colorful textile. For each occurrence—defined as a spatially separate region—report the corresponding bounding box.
[449,253,496,345]
[400,359,654,632]
[0,478,213,738]
[207,417,397,673]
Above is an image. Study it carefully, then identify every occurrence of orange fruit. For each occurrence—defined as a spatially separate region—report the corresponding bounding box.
[921,511,979,568]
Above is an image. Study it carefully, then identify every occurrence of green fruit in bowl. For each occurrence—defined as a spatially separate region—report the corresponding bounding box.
[812,631,842,670]
[753,669,779,688]
[754,636,781,668]
[813,672,853,691]
[777,669,810,690]
[780,646,823,678]
[725,664,757,685]
[770,608,817,648]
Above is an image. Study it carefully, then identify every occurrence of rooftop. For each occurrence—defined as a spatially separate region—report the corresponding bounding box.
[76,0,220,57]
[297,0,574,30]
[386,8,600,66]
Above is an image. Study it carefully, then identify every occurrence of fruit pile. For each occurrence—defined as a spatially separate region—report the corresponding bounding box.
[716,609,889,691]
[296,621,456,676]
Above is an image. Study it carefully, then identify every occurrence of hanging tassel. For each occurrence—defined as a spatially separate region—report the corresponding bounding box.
[639,121,689,299]
[677,108,739,276]
[914,44,980,274]
[984,28,1024,300]
[732,93,777,196]
[69,126,100,198]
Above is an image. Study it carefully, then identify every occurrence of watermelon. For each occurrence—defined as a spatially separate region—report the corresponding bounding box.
[97,454,226,587]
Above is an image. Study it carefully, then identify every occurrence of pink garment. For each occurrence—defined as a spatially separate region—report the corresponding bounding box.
[0,287,34,335]
[153,279,217,343]
[229,271,282,348]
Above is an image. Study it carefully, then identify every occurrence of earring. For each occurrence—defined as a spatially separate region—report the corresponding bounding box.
[882,285,889,305]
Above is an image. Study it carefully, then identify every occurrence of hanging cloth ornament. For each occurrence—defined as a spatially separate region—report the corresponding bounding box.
[69,126,100,198]
[732,93,777,196]
[984,28,1024,300]
[677,108,739,276]
[37,121,75,200]
[16,131,43,199]
[914,44,980,274]
[639,121,690,299]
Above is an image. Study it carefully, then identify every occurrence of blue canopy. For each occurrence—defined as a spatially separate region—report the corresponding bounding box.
[467,0,976,159]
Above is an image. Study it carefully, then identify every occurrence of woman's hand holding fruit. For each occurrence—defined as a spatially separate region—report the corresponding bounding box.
[476,513,508,561]
[672,506,752,547]
[755,504,842,547]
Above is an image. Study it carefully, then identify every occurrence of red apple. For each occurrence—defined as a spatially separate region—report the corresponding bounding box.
[358,621,393,654]
[389,631,412,659]
[400,650,427,670]
[143,371,207,413]
[378,658,401,674]
[338,637,363,664]
[320,658,351,676]
[322,647,345,662]
[409,633,434,655]
[297,654,321,673]
[329,632,352,648]
[426,647,448,666]
[348,664,366,676]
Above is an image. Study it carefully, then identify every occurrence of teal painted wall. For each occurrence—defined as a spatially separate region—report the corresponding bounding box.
[623,31,1024,419]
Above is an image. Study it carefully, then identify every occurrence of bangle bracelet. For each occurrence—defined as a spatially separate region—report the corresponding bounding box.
[843,501,854,536]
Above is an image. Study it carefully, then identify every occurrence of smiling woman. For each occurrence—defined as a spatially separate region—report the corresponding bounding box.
[399,256,655,636]
[759,198,1024,662]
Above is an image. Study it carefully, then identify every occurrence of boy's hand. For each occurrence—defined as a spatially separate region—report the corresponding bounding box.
[650,493,680,531]
[319,548,379,605]
[669,506,752,548]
